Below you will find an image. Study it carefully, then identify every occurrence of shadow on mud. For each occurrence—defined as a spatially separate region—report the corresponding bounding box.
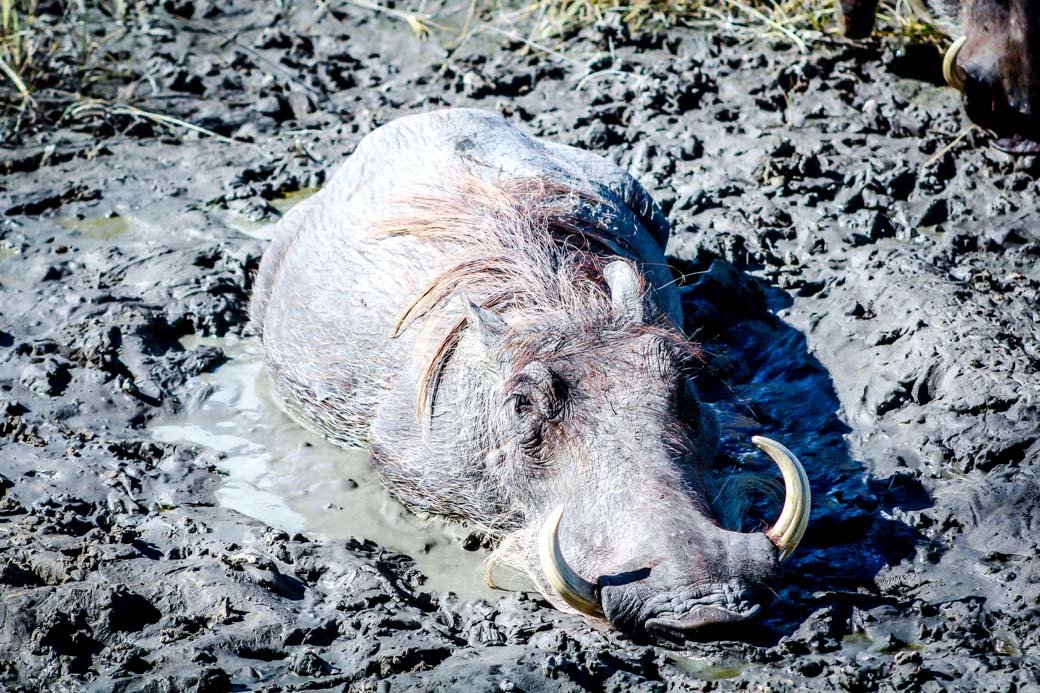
[675,257,931,646]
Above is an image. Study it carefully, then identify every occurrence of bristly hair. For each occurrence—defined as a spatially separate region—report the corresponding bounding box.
[372,173,700,425]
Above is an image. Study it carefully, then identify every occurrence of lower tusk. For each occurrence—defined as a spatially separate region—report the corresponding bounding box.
[538,505,604,618]
[943,36,967,92]
[754,436,811,562]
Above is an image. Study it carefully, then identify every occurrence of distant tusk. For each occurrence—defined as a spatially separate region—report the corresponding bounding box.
[538,505,604,618]
[754,436,811,562]
[943,36,967,92]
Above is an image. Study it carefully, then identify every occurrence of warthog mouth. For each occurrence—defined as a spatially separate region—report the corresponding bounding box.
[640,581,764,642]
[993,134,1040,156]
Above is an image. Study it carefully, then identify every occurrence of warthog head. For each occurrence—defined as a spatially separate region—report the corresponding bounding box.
[382,178,810,642]
[839,0,1040,154]
[941,0,1040,154]
[465,279,809,641]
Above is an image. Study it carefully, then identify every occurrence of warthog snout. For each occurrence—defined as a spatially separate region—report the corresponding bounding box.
[543,511,779,640]
[948,23,1035,154]
[536,437,809,640]
[837,0,1040,154]
[943,15,1040,155]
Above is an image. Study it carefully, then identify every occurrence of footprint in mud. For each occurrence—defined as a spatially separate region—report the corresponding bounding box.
[151,335,529,601]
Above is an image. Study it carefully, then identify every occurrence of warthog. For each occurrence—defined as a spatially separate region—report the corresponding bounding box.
[839,0,1040,154]
[250,109,810,641]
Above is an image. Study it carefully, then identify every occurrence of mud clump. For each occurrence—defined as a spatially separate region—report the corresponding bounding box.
[2,0,1040,690]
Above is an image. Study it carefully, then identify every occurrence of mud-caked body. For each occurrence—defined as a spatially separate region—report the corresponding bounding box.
[251,109,809,640]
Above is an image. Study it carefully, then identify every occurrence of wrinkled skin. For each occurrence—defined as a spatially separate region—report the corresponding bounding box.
[477,312,778,641]
[838,0,1040,154]
[250,109,785,641]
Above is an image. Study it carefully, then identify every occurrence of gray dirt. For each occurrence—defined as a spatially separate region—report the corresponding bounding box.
[1,2,1039,691]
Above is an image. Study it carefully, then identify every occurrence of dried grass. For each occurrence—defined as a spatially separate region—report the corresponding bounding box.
[0,2,245,140]
[2,0,952,136]
[0,1,140,130]
[1,0,32,105]
[347,0,950,52]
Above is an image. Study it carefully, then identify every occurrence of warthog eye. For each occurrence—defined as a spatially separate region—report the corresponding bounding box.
[512,394,532,415]
[506,393,544,454]
[504,365,567,457]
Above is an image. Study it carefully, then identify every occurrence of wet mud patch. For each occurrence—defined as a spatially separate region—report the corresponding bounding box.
[2,0,1040,689]
[151,335,510,602]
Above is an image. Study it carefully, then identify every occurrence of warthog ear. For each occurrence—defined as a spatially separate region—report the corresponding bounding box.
[458,293,508,352]
[604,260,644,324]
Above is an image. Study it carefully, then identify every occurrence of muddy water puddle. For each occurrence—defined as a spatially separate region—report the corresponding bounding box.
[221,187,320,240]
[152,336,509,601]
[665,655,750,681]
[57,214,132,240]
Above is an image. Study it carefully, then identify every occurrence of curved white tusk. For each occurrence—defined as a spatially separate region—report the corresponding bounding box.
[943,36,968,92]
[538,505,604,618]
[754,436,811,562]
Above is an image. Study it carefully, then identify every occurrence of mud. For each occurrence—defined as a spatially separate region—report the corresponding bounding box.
[2,1,1039,690]
[152,335,507,602]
